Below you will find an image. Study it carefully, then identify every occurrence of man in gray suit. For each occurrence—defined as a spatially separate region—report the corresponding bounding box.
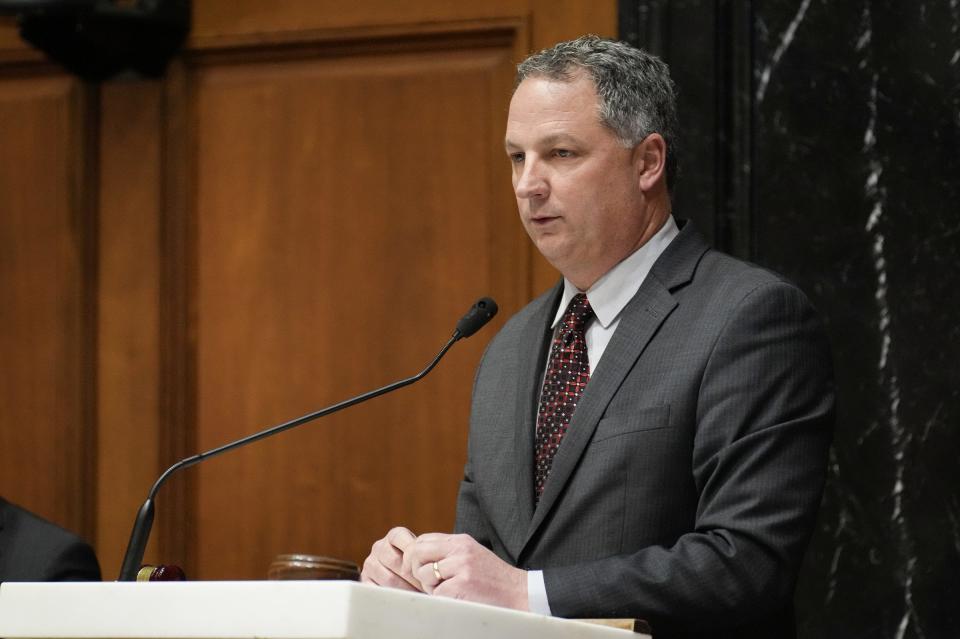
[362,36,833,638]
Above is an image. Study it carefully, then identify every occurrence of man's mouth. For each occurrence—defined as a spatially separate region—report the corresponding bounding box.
[530,215,559,226]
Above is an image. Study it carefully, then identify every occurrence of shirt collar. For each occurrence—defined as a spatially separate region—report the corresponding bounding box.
[551,215,680,329]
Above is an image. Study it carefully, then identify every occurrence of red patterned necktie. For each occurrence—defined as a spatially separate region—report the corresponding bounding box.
[534,293,594,502]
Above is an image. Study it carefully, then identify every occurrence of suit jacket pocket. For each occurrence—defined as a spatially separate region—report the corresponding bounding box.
[591,404,670,444]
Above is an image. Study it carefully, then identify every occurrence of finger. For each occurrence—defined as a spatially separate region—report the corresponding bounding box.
[400,544,420,589]
[369,534,422,591]
[382,549,423,592]
[413,557,447,594]
[408,535,454,564]
[386,526,417,552]
[409,537,462,596]
[361,555,421,592]
[402,536,450,586]
[413,562,433,594]
[371,537,404,566]
[413,532,454,546]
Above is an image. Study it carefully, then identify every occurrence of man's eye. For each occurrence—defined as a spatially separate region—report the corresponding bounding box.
[554,149,573,158]
[509,153,525,163]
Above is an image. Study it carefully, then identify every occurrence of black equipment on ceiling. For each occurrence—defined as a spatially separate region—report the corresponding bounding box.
[0,0,190,81]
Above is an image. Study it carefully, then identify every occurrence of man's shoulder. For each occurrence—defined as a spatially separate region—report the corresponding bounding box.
[1,498,85,548]
[700,248,793,284]
[0,498,101,581]
[649,222,822,331]
[694,248,814,307]
[649,219,806,301]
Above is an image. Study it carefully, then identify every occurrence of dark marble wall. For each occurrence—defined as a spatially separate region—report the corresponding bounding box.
[755,2,960,637]
[622,1,960,637]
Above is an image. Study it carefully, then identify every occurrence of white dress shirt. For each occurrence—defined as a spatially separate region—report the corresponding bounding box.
[526,215,679,615]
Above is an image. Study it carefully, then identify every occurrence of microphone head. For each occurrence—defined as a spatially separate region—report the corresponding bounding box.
[455,297,498,339]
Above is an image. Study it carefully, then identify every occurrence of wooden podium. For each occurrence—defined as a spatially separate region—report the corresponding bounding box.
[0,580,648,639]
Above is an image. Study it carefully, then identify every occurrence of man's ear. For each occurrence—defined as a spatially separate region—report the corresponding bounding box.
[633,133,667,193]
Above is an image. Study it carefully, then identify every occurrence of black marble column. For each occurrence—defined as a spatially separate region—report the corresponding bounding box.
[622,1,960,637]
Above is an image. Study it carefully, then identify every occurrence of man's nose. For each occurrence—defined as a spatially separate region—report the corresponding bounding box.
[514,160,548,199]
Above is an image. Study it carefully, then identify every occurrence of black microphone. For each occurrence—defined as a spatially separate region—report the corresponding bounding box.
[118,297,498,581]
[455,296,498,338]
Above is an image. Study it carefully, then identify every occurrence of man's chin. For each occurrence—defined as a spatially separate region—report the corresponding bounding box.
[531,238,572,270]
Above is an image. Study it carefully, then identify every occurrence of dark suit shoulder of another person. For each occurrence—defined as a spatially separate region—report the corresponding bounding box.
[0,497,102,582]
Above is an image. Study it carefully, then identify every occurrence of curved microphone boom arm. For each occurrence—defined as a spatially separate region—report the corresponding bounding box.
[118,297,498,581]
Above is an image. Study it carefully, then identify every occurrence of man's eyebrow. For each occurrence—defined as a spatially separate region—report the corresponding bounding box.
[504,133,584,151]
[540,133,583,147]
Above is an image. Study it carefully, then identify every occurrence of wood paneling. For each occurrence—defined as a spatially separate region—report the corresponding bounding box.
[0,74,96,539]
[96,81,164,578]
[188,31,527,579]
[0,1,616,581]
[193,1,581,44]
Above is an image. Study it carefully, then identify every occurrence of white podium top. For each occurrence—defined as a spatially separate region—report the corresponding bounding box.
[0,580,644,639]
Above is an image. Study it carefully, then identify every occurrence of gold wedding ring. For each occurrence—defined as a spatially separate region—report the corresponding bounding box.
[432,560,444,582]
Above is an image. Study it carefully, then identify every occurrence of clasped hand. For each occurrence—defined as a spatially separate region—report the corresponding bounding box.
[360,526,528,611]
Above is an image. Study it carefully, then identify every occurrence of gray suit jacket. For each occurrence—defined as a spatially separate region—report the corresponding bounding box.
[0,497,101,582]
[455,221,834,638]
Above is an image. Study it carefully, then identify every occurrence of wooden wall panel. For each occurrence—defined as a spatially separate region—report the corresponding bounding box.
[188,33,528,579]
[192,1,601,44]
[187,1,618,297]
[0,74,96,539]
[95,81,164,578]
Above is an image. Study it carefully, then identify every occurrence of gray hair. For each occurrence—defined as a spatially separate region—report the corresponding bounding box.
[516,35,679,193]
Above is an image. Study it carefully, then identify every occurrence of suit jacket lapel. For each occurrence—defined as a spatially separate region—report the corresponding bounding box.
[507,283,563,558]
[521,221,709,553]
